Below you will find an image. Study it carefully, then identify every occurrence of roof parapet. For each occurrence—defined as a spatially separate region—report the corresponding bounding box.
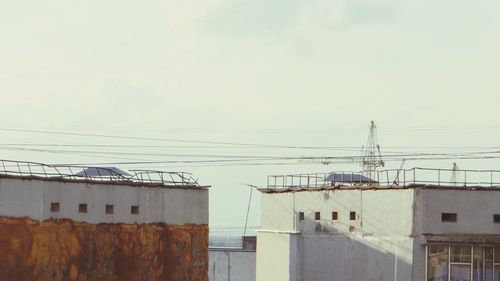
[0,159,202,188]
[266,167,500,190]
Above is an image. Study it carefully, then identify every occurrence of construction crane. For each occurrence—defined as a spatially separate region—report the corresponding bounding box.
[300,121,385,180]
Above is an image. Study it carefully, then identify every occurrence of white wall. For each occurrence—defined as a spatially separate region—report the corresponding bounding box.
[256,231,295,281]
[0,177,208,224]
[257,188,416,281]
[209,249,256,281]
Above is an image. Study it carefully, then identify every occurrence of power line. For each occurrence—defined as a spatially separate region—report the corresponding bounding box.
[0,128,349,150]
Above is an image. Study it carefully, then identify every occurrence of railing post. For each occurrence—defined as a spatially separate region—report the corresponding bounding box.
[403,169,406,186]
[413,169,416,184]
[438,170,441,186]
[464,170,467,187]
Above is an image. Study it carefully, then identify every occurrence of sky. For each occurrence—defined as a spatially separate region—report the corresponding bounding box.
[0,0,499,236]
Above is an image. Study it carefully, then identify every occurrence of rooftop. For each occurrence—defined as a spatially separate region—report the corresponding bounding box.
[262,167,500,193]
[0,159,206,188]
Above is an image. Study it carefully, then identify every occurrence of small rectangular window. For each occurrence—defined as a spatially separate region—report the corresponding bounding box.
[332,212,338,220]
[299,212,304,221]
[78,203,87,213]
[441,213,457,222]
[494,214,500,223]
[131,205,139,215]
[350,211,356,220]
[315,212,320,220]
[106,204,114,215]
[51,202,60,212]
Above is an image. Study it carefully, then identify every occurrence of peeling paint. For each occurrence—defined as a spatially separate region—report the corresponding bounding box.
[0,216,208,281]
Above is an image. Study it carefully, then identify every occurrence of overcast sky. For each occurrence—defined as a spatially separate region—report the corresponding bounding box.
[1,0,499,235]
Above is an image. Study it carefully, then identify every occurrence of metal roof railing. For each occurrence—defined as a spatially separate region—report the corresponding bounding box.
[267,168,500,189]
[0,159,201,187]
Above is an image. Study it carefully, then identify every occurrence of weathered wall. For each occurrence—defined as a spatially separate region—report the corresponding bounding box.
[0,177,208,225]
[208,249,255,281]
[0,216,208,281]
[416,188,500,235]
[258,188,416,281]
[300,235,413,281]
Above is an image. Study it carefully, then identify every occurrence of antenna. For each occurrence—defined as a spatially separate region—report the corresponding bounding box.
[361,121,384,179]
[450,162,459,186]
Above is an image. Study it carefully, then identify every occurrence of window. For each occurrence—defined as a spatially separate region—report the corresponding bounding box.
[427,245,448,281]
[350,211,356,220]
[426,245,499,281]
[106,204,114,215]
[494,214,500,223]
[50,202,60,212]
[131,205,139,215]
[332,212,338,220]
[299,212,304,221]
[441,213,457,222]
[78,204,87,213]
[315,212,320,220]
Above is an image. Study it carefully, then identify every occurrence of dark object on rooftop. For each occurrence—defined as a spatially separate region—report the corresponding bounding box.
[325,172,377,183]
[74,167,131,177]
[242,236,257,251]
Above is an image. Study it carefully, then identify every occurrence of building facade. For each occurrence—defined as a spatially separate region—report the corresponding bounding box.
[0,160,209,281]
[257,169,500,281]
[209,236,257,281]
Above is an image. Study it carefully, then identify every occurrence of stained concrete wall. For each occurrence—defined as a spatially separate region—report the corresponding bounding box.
[0,177,208,224]
[209,248,256,281]
[300,235,413,281]
[257,188,415,281]
[416,188,500,235]
[410,188,500,281]
[0,176,209,281]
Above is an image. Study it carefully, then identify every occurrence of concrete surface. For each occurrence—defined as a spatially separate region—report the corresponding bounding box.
[209,248,256,281]
[0,176,208,224]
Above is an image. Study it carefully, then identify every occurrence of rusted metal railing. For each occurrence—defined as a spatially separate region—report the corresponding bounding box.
[0,159,200,187]
[267,167,500,189]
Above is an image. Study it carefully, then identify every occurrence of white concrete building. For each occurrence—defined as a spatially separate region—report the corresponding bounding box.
[209,236,257,281]
[0,163,208,225]
[257,168,500,281]
[0,159,209,281]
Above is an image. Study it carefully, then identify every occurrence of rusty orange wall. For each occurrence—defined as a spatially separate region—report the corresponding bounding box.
[0,216,208,281]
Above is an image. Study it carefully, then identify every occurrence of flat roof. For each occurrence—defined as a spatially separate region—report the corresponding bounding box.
[0,159,208,189]
[262,167,500,193]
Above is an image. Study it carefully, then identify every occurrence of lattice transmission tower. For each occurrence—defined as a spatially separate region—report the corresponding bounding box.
[361,120,384,179]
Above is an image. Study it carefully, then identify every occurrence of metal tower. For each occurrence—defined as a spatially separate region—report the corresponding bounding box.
[361,121,384,180]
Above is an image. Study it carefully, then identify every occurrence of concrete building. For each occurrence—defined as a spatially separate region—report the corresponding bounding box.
[209,236,256,281]
[0,159,209,281]
[257,168,500,281]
